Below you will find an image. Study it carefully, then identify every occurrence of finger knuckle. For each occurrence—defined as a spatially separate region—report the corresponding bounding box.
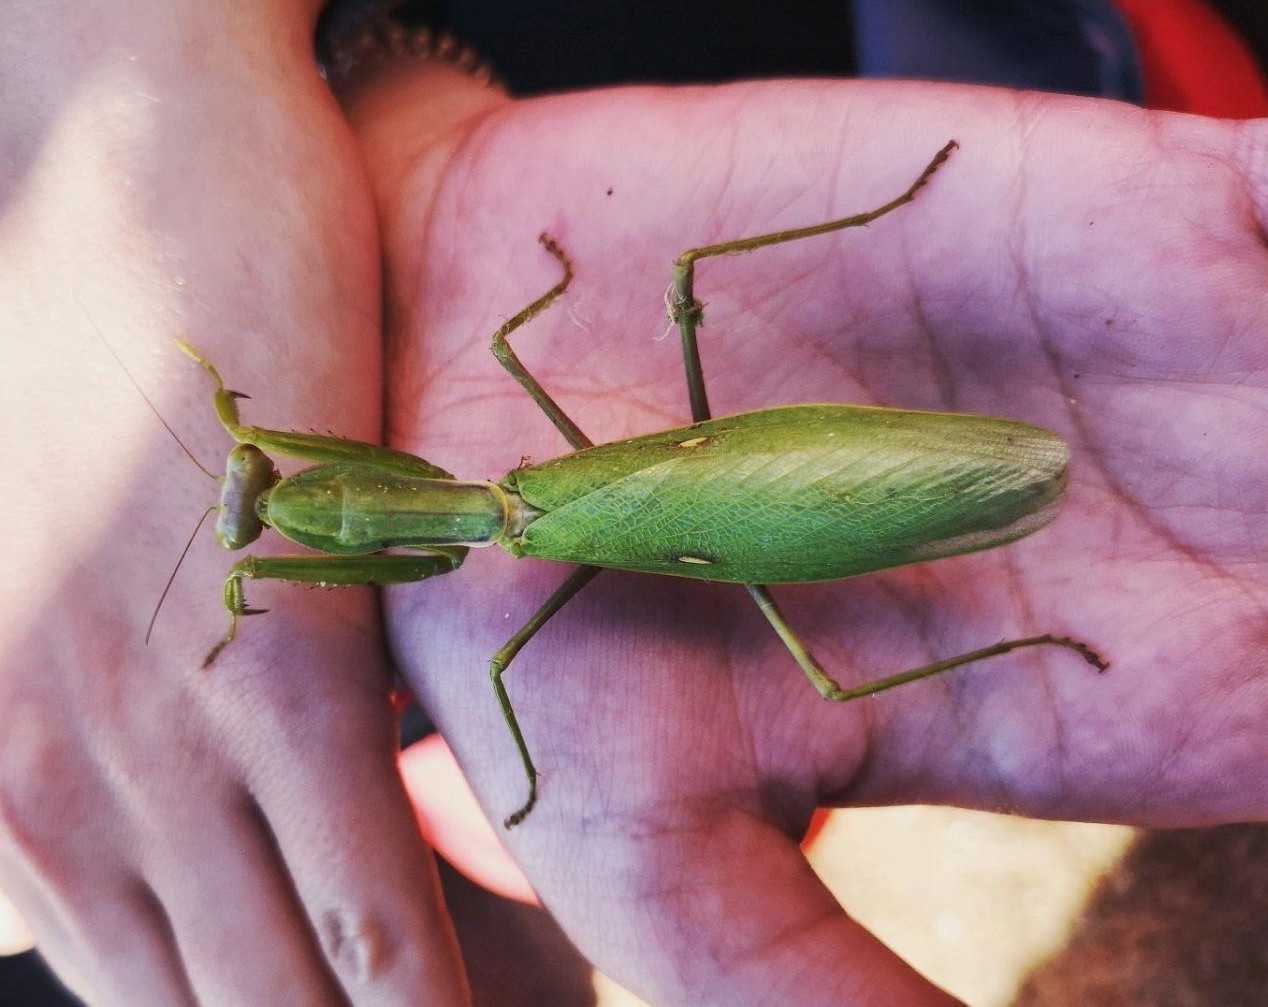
[1235,119,1268,230]
[1237,117,1268,182]
[320,907,395,983]
[0,712,75,855]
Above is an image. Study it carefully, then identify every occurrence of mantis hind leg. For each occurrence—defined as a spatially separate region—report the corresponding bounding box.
[204,550,466,667]
[489,564,602,829]
[668,139,959,425]
[746,584,1107,702]
[667,144,962,664]
[490,234,593,450]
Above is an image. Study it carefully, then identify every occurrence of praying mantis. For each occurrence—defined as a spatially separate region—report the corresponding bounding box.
[178,140,1106,828]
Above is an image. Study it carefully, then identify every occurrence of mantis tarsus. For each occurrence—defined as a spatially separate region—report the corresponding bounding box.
[177,139,1106,828]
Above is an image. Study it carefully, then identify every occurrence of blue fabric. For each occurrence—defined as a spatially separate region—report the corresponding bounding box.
[851,0,1143,101]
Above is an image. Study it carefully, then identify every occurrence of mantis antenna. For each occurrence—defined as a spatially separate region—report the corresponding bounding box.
[145,505,217,645]
[80,301,228,643]
[79,301,219,481]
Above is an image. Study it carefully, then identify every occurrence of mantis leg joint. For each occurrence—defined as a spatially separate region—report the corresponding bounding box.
[668,294,704,326]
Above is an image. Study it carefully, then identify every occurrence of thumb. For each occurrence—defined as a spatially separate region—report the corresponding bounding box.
[1235,117,1268,236]
[570,810,962,1007]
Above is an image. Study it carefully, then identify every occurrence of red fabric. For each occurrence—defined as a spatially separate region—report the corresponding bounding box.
[802,807,831,848]
[1113,0,1268,118]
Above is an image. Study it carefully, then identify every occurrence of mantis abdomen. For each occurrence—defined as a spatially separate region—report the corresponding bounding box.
[509,404,1067,583]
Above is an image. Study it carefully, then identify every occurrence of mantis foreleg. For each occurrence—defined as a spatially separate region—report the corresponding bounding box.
[205,550,466,667]
[178,340,456,478]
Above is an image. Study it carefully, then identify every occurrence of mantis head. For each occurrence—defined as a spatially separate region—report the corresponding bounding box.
[216,444,279,550]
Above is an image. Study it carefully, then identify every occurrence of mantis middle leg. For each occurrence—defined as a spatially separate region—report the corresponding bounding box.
[491,564,602,828]
[486,249,606,825]
[489,234,593,450]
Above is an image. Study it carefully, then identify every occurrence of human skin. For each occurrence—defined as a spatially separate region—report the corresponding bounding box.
[343,67,1268,1006]
[0,3,471,1005]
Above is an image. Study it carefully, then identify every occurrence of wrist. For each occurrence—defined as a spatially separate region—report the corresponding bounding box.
[1,0,381,440]
[3,1,325,123]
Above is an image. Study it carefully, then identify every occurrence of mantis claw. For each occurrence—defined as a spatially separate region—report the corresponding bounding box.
[202,628,234,669]
[1053,636,1110,672]
[503,774,538,830]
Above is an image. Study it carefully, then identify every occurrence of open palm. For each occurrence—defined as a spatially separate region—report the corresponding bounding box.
[367,78,1268,1006]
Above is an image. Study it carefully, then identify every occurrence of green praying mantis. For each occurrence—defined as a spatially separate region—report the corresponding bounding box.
[170,140,1105,828]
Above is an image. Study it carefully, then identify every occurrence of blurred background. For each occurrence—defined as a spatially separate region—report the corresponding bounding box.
[5,1,1266,1003]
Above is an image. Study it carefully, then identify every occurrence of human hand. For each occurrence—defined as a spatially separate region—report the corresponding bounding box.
[0,3,470,1004]
[352,72,1268,1006]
